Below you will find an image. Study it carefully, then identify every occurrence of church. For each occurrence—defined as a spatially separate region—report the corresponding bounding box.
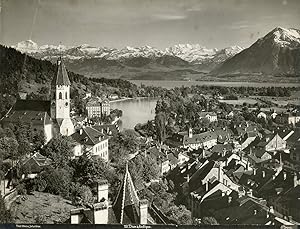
[1,58,75,142]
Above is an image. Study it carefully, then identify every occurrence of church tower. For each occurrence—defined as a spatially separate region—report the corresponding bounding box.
[51,57,75,136]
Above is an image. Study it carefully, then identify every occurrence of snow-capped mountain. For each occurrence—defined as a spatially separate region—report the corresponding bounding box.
[212,27,300,76]
[13,40,242,65]
[15,40,39,53]
[166,44,218,63]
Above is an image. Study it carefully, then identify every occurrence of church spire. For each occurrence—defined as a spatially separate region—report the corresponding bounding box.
[113,162,140,224]
[51,57,71,86]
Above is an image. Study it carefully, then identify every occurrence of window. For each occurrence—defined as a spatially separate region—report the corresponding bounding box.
[59,92,62,99]
[65,92,68,99]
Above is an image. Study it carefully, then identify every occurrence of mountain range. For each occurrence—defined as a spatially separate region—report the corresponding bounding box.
[13,41,243,79]
[11,26,300,80]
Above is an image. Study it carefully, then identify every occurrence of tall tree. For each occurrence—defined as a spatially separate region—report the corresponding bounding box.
[41,135,74,168]
[155,112,167,144]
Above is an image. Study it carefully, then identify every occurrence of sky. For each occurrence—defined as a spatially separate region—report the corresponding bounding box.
[0,0,299,49]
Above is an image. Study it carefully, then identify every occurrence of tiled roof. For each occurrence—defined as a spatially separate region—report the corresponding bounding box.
[1,100,51,125]
[189,161,215,192]
[22,153,52,174]
[259,170,294,198]
[51,58,71,86]
[167,153,179,165]
[198,112,217,118]
[214,197,271,225]
[92,124,120,136]
[71,126,107,146]
[239,168,276,193]
[210,144,233,154]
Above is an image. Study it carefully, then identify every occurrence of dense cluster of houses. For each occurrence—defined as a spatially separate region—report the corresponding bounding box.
[139,120,300,226]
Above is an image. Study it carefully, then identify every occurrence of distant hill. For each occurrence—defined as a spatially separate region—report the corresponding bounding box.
[211,27,300,76]
[0,45,139,98]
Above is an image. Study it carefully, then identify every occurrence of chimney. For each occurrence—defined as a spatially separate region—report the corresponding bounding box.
[262,170,266,178]
[79,128,83,135]
[253,168,257,176]
[228,196,232,204]
[269,206,274,214]
[139,199,148,224]
[97,180,109,202]
[93,202,108,224]
[218,164,223,183]
[188,127,193,138]
[70,208,84,224]
[294,173,299,187]
[283,172,287,180]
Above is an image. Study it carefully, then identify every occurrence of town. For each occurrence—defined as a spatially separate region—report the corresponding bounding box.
[0,56,299,227]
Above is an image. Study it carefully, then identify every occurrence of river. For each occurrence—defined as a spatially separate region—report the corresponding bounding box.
[130,80,300,89]
[110,97,157,129]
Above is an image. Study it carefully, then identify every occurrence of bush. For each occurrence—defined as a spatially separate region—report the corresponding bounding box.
[34,167,72,199]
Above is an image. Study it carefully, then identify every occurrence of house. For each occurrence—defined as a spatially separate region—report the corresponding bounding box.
[92,123,120,137]
[167,153,179,170]
[290,141,300,163]
[187,160,240,195]
[1,58,75,142]
[146,146,170,175]
[189,179,233,218]
[238,167,277,197]
[70,165,161,224]
[257,111,267,119]
[86,98,110,119]
[257,134,286,152]
[198,112,218,122]
[71,126,109,162]
[270,174,300,222]
[213,196,295,226]
[275,112,300,126]
[168,128,231,150]
[20,153,52,179]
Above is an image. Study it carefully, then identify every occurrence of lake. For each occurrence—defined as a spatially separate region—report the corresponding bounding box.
[130,80,300,89]
[110,97,157,129]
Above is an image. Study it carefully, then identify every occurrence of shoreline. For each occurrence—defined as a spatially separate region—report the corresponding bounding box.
[109,96,152,103]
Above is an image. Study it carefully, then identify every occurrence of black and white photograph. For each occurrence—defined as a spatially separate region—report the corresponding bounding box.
[0,0,300,228]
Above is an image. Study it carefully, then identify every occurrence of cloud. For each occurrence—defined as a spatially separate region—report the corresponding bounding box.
[186,7,202,12]
[152,14,187,21]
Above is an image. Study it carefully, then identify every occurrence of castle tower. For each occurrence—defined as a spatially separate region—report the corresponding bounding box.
[51,57,75,136]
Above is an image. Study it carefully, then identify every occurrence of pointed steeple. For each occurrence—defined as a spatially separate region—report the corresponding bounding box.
[52,57,71,86]
[113,162,140,224]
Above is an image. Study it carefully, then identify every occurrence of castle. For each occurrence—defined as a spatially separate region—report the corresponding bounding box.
[1,58,75,142]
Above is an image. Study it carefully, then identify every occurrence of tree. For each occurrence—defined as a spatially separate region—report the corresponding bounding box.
[71,155,119,197]
[35,167,73,198]
[0,137,19,161]
[155,112,167,144]
[41,135,74,168]
[0,194,12,223]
